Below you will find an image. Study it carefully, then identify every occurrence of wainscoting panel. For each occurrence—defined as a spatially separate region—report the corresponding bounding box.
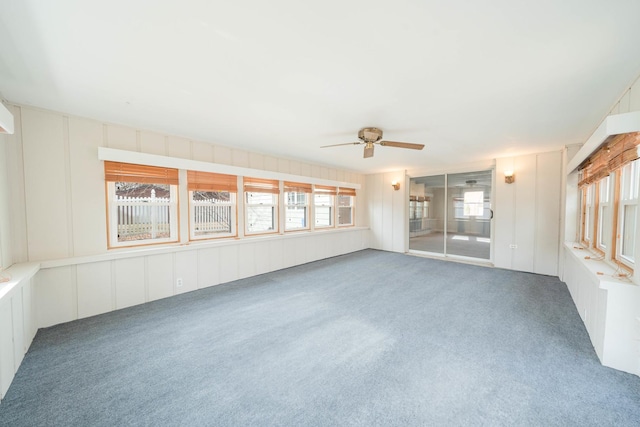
[77,261,112,319]
[115,258,146,310]
[34,229,369,330]
[147,253,175,301]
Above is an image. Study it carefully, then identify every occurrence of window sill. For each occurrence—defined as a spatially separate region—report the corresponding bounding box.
[563,242,636,288]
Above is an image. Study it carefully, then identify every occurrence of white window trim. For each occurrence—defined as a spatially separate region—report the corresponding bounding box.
[107,182,179,248]
[284,191,310,231]
[244,192,279,235]
[189,191,237,240]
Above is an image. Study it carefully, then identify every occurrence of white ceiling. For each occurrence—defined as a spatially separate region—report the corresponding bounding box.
[1,1,640,174]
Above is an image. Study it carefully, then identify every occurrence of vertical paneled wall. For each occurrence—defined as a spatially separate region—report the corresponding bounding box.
[365,171,406,253]
[0,126,12,270]
[495,150,562,275]
[6,104,367,263]
[36,229,369,328]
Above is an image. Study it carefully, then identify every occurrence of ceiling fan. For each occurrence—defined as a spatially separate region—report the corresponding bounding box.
[320,127,425,158]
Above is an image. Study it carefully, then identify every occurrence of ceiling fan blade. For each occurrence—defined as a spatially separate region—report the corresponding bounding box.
[363,145,374,158]
[379,140,425,150]
[320,142,361,148]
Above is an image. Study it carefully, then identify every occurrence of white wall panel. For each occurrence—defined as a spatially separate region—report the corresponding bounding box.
[237,243,257,279]
[35,267,75,327]
[512,154,537,272]
[0,300,13,399]
[175,251,198,294]
[77,261,112,319]
[253,240,271,275]
[139,131,166,155]
[213,145,232,165]
[0,132,11,269]
[22,279,35,347]
[197,247,220,289]
[68,117,107,256]
[277,158,290,174]
[535,151,561,275]
[264,156,278,172]
[289,160,301,176]
[147,253,175,300]
[191,141,214,163]
[268,239,284,272]
[106,124,136,151]
[11,292,24,371]
[232,149,249,168]
[5,106,28,263]
[114,258,145,309]
[167,136,191,159]
[493,158,515,269]
[249,152,264,170]
[21,109,69,260]
[218,246,239,284]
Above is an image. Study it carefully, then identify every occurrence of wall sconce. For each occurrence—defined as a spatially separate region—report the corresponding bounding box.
[391,181,400,191]
[504,171,515,184]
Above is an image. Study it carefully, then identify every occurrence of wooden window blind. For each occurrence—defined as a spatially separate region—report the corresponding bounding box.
[578,132,640,187]
[244,177,280,194]
[338,187,356,197]
[283,181,312,193]
[104,161,179,185]
[315,185,337,195]
[187,171,237,192]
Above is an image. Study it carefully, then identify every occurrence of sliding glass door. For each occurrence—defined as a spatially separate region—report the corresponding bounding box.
[409,170,492,261]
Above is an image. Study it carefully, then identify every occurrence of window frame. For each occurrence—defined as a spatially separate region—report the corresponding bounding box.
[314,185,336,229]
[284,182,311,232]
[187,171,238,241]
[337,187,356,227]
[104,162,179,248]
[615,160,639,270]
[244,177,280,236]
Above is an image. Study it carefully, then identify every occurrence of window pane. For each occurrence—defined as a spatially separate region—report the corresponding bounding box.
[463,191,484,217]
[598,205,608,249]
[622,205,636,261]
[115,182,173,242]
[285,206,307,230]
[315,193,334,227]
[247,205,275,232]
[315,206,333,227]
[191,191,234,237]
[245,192,277,233]
[338,207,352,225]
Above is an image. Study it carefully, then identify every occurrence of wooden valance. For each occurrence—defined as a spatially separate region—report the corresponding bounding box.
[578,132,640,187]
[104,161,179,185]
[187,171,237,192]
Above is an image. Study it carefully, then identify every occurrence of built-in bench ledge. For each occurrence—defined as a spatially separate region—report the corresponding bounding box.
[562,241,640,376]
[0,262,40,301]
[563,242,636,288]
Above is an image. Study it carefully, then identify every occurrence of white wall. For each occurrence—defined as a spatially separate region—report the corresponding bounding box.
[0,127,12,271]
[365,171,406,252]
[495,151,562,275]
[5,105,367,262]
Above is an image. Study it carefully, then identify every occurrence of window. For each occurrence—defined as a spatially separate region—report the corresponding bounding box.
[244,177,279,234]
[581,184,595,246]
[454,191,488,219]
[596,176,611,252]
[188,171,237,240]
[284,181,311,231]
[314,185,336,228]
[337,187,356,226]
[463,191,484,216]
[617,160,639,267]
[104,161,179,248]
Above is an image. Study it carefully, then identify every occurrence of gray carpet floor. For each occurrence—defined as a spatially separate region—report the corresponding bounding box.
[1,249,639,426]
